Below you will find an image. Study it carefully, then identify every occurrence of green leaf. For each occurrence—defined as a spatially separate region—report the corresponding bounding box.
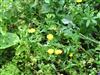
[95,61,100,65]
[44,0,50,3]
[86,20,90,27]
[40,4,50,13]
[96,0,100,3]
[61,18,71,24]
[59,0,65,6]
[0,63,20,75]
[0,33,20,49]
[97,12,100,18]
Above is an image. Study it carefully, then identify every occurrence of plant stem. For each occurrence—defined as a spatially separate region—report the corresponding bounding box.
[79,33,100,44]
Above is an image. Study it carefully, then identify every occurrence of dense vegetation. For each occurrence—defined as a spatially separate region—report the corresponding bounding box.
[0,0,100,75]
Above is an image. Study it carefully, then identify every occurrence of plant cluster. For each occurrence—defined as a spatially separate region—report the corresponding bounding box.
[0,0,100,75]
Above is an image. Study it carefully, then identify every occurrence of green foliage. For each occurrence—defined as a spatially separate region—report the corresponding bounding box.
[0,63,22,75]
[0,0,100,75]
[0,32,19,49]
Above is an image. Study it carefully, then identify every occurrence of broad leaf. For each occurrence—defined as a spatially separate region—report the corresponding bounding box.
[0,33,20,49]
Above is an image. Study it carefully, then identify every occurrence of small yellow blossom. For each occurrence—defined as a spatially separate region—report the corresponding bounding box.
[55,49,62,55]
[47,49,54,54]
[69,53,73,58]
[47,34,54,41]
[28,28,36,33]
[76,0,82,3]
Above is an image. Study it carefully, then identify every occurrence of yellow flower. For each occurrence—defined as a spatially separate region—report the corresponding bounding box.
[28,28,36,33]
[47,49,54,54]
[47,34,54,41]
[69,53,73,58]
[55,49,62,55]
[76,0,82,3]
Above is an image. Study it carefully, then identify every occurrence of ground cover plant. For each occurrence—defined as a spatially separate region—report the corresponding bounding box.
[0,0,100,75]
